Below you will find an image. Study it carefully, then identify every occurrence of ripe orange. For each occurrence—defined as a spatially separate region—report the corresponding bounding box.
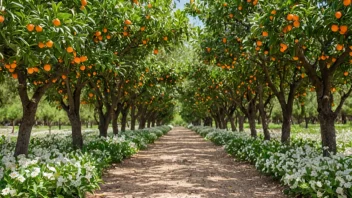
[140,26,146,31]
[331,24,339,32]
[292,15,299,21]
[12,73,18,79]
[154,49,158,55]
[164,36,168,41]
[106,35,111,39]
[80,65,86,71]
[146,15,151,20]
[335,11,342,19]
[10,63,17,69]
[229,13,234,18]
[124,20,132,25]
[89,93,94,98]
[33,67,39,72]
[52,18,61,27]
[256,40,263,46]
[35,25,43,32]
[223,3,228,7]
[38,42,45,49]
[262,31,268,37]
[46,40,54,48]
[62,75,67,79]
[343,0,351,6]
[27,68,34,74]
[340,25,348,33]
[336,44,344,51]
[123,31,128,36]
[222,38,227,43]
[95,31,101,36]
[0,16,4,23]
[80,56,88,62]
[271,10,276,15]
[287,14,294,21]
[238,6,242,10]
[147,3,152,8]
[43,64,51,71]
[293,21,300,27]
[103,28,108,33]
[67,47,74,53]
[74,57,81,64]
[27,24,35,31]
[81,0,88,6]
[344,71,349,76]
[293,56,299,60]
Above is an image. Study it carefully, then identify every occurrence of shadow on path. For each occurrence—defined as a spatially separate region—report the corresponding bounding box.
[87,127,285,198]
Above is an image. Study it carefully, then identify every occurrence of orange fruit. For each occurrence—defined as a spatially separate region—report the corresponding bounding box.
[27,68,34,74]
[140,26,146,31]
[142,40,147,45]
[262,31,268,37]
[164,36,168,41]
[343,0,351,6]
[256,40,263,46]
[331,24,339,32]
[35,25,43,32]
[10,63,17,69]
[223,3,228,7]
[67,47,74,53]
[292,15,299,21]
[222,38,227,43]
[146,15,150,20]
[106,35,111,39]
[33,67,39,72]
[27,24,35,32]
[238,6,242,10]
[80,56,88,62]
[295,39,299,43]
[74,57,81,64]
[12,73,18,79]
[62,75,67,79]
[340,25,348,33]
[95,31,101,36]
[38,42,45,49]
[335,11,342,19]
[206,47,211,52]
[154,49,158,55]
[80,65,86,71]
[0,16,4,23]
[44,64,51,71]
[287,14,294,21]
[344,71,349,76]
[293,56,299,60]
[124,20,132,25]
[147,3,152,8]
[52,18,61,27]
[81,0,88,6]
[103,28,108,33]
[293,21,300,27]
[229,13,234,18]
[271,10,276,15]
[89,93,94,98]
[336,44,344,51]
[46,40,54,48]
[123,31,128,36]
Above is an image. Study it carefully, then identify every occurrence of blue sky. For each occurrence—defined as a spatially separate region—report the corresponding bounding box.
[174,0,203,26]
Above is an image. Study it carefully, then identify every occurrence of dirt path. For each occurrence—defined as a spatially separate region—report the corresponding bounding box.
[88,127,285,198]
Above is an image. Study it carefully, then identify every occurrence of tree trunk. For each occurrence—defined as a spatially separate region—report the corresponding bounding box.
[258,85,270,140]
[67,113,83,149]
[11,120,15,134]
[98,112,110,137]
[341,112,347,124]
[14,105,37,156]
[121,108,129,132]
[319,112,337,156]
[58,118,61,130]
[305,116,309,129]
[48,122,52,135]
[112,110,119,135]
[281,111,292,143]
[229,117,237,132]
[130,105,136,130]
[152,120,156,127]
[238,115,244,132]
[248,114,257,138]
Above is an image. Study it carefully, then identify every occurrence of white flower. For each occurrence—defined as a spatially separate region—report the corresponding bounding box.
[9,171,19,179]
[1,187,10,195]
[316,181,322,188]
[336,187,344,195]
[317,191,323,198]
[17,175,26,183]
[43,172,54,180]
[9,189,16,196]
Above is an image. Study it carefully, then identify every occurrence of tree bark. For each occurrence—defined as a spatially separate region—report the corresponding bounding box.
[112,110,119,135]
[130,105,136,130]
[67,113,83,149]
[281,111,292,143]
[11,120,15,134]
[341,112,347,124]
[121,105,129,132]
[258,84,271,140]
[238,115,244,132]
[229,117,237,132]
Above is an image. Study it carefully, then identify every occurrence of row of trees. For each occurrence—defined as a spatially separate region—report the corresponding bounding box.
[182,0,352,156]
[0,0,190,156]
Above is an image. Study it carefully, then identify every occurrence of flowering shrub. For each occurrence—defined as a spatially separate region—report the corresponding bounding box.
[0,126,171,197]
[191,126,352,198]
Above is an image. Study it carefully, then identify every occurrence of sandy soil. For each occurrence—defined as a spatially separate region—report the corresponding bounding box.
[87,127,285,198]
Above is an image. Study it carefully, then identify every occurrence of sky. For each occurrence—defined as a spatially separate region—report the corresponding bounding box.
[174,0,203,27]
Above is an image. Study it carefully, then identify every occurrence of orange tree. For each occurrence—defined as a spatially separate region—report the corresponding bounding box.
[0,0,90,156]
[250,0,352,155]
